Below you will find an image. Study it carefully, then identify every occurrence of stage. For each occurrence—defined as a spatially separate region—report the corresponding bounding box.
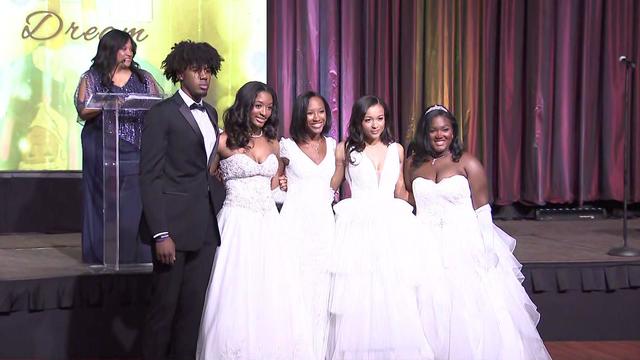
[1,218,640,359]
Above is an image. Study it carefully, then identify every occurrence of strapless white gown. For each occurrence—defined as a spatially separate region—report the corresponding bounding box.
[196,153,313,360]
[412,175,551,360]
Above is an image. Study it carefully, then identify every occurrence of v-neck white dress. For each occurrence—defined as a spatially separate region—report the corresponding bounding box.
[279,136,337,360]
[280,137,336,360]
[328,143,434,360]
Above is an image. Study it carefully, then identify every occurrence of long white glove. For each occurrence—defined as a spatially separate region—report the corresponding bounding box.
[475,204,499,269]
[272,187,287,204]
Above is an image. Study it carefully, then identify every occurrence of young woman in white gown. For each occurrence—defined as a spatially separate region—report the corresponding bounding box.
[404,104,551,360]
[196,81,313,360]
[329,95,434,360]
[278,92,339,360]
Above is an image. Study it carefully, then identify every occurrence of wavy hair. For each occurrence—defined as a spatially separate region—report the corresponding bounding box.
[345,95,394,164]
[409,105,463,166]
[224,81,279,149]
[290,91,332,143]
[90,29,144,88]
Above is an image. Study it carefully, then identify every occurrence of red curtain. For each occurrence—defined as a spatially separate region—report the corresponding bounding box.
[267,0,640,205]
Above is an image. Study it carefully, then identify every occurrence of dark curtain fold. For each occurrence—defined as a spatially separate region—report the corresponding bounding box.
[267,0,639,205]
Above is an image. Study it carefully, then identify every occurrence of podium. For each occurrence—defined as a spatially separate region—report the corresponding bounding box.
[85,93,164,270]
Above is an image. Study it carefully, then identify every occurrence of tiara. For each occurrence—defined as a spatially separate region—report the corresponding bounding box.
[424,104,449,116]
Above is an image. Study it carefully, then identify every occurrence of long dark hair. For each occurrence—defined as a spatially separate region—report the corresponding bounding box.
[345,95,394,164]
[224,81,279,149]
[409,105,463,166]
[90,29,143,88]
[290,91,332,143]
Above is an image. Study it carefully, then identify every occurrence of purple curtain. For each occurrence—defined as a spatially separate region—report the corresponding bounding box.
[267,0,640,205]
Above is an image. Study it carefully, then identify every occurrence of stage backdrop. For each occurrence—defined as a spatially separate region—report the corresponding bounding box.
[268,0,640,205]
[0,0,266,171]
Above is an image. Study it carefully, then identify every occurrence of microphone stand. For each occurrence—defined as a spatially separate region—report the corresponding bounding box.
[608,57,639,257]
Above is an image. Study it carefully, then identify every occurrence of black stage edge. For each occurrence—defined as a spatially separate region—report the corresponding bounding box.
[0,171,82,233]
[1,261,639,359]
[0,272,151,360]
[523,261,640,341]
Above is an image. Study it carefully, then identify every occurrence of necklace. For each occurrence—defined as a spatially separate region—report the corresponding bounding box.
[431,151,450,165]
[250,130,263,138]
[306,139,322,153]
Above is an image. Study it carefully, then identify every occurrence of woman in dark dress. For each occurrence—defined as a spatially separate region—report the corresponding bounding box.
[74,29,162,264]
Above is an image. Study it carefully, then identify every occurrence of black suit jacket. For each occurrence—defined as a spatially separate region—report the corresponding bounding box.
[139,92,221,251]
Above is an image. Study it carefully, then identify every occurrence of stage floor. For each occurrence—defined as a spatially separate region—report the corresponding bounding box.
[1,218,639,359]
[1,218,639,281]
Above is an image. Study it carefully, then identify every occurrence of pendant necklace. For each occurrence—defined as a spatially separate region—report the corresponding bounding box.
[431,151,450,165]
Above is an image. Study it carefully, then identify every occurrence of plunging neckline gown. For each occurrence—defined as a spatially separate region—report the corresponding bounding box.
[328,143,434,360]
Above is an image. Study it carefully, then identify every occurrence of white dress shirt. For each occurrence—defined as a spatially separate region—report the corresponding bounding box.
[178,89,216,162]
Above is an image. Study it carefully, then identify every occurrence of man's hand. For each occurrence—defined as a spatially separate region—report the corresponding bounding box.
[156,237,176,265]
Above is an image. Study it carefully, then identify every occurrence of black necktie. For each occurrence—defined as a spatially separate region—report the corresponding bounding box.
[190,102,206,112]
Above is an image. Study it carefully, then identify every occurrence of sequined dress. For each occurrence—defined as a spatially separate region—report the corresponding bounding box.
[74,68,161,264]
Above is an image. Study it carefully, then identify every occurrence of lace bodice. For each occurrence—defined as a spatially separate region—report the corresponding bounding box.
[412,175,477,228]
[219,153,278,213]
[280,137,336,203]
[346,143,400,199]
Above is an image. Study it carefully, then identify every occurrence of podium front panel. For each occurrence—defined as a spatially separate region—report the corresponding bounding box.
[102,109,120,269]
[87,93,163,270]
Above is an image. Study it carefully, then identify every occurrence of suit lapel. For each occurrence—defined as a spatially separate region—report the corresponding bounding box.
[173,93,205,150]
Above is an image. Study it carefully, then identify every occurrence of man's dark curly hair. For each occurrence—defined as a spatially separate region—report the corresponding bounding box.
[161,40,223,83]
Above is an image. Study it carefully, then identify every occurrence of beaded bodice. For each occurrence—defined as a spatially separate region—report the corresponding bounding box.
[219,153,278,213]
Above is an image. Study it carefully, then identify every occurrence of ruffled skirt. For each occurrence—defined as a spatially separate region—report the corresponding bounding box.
[416,219,551,360]
[328,198,434,360]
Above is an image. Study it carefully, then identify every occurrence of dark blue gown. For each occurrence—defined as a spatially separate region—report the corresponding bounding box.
[76,68,160,264]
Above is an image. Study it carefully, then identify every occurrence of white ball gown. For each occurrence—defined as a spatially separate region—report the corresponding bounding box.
[329,143,434,360]
[279,137,336,360]
[196,153,313,360]
[412,175,551,360]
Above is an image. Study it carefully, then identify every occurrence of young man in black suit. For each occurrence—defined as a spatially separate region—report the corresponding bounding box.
[139,40,223,360]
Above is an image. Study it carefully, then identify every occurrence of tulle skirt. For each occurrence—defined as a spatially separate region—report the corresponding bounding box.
[196,204,313,360]
[328,197,434,360]
[280,189,335,360]
[416,219,551,360]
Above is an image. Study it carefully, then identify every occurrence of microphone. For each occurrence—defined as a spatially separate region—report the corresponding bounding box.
[619,56,636,68]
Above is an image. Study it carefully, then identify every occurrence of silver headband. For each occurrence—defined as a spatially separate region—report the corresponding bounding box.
[425,104,449,116]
